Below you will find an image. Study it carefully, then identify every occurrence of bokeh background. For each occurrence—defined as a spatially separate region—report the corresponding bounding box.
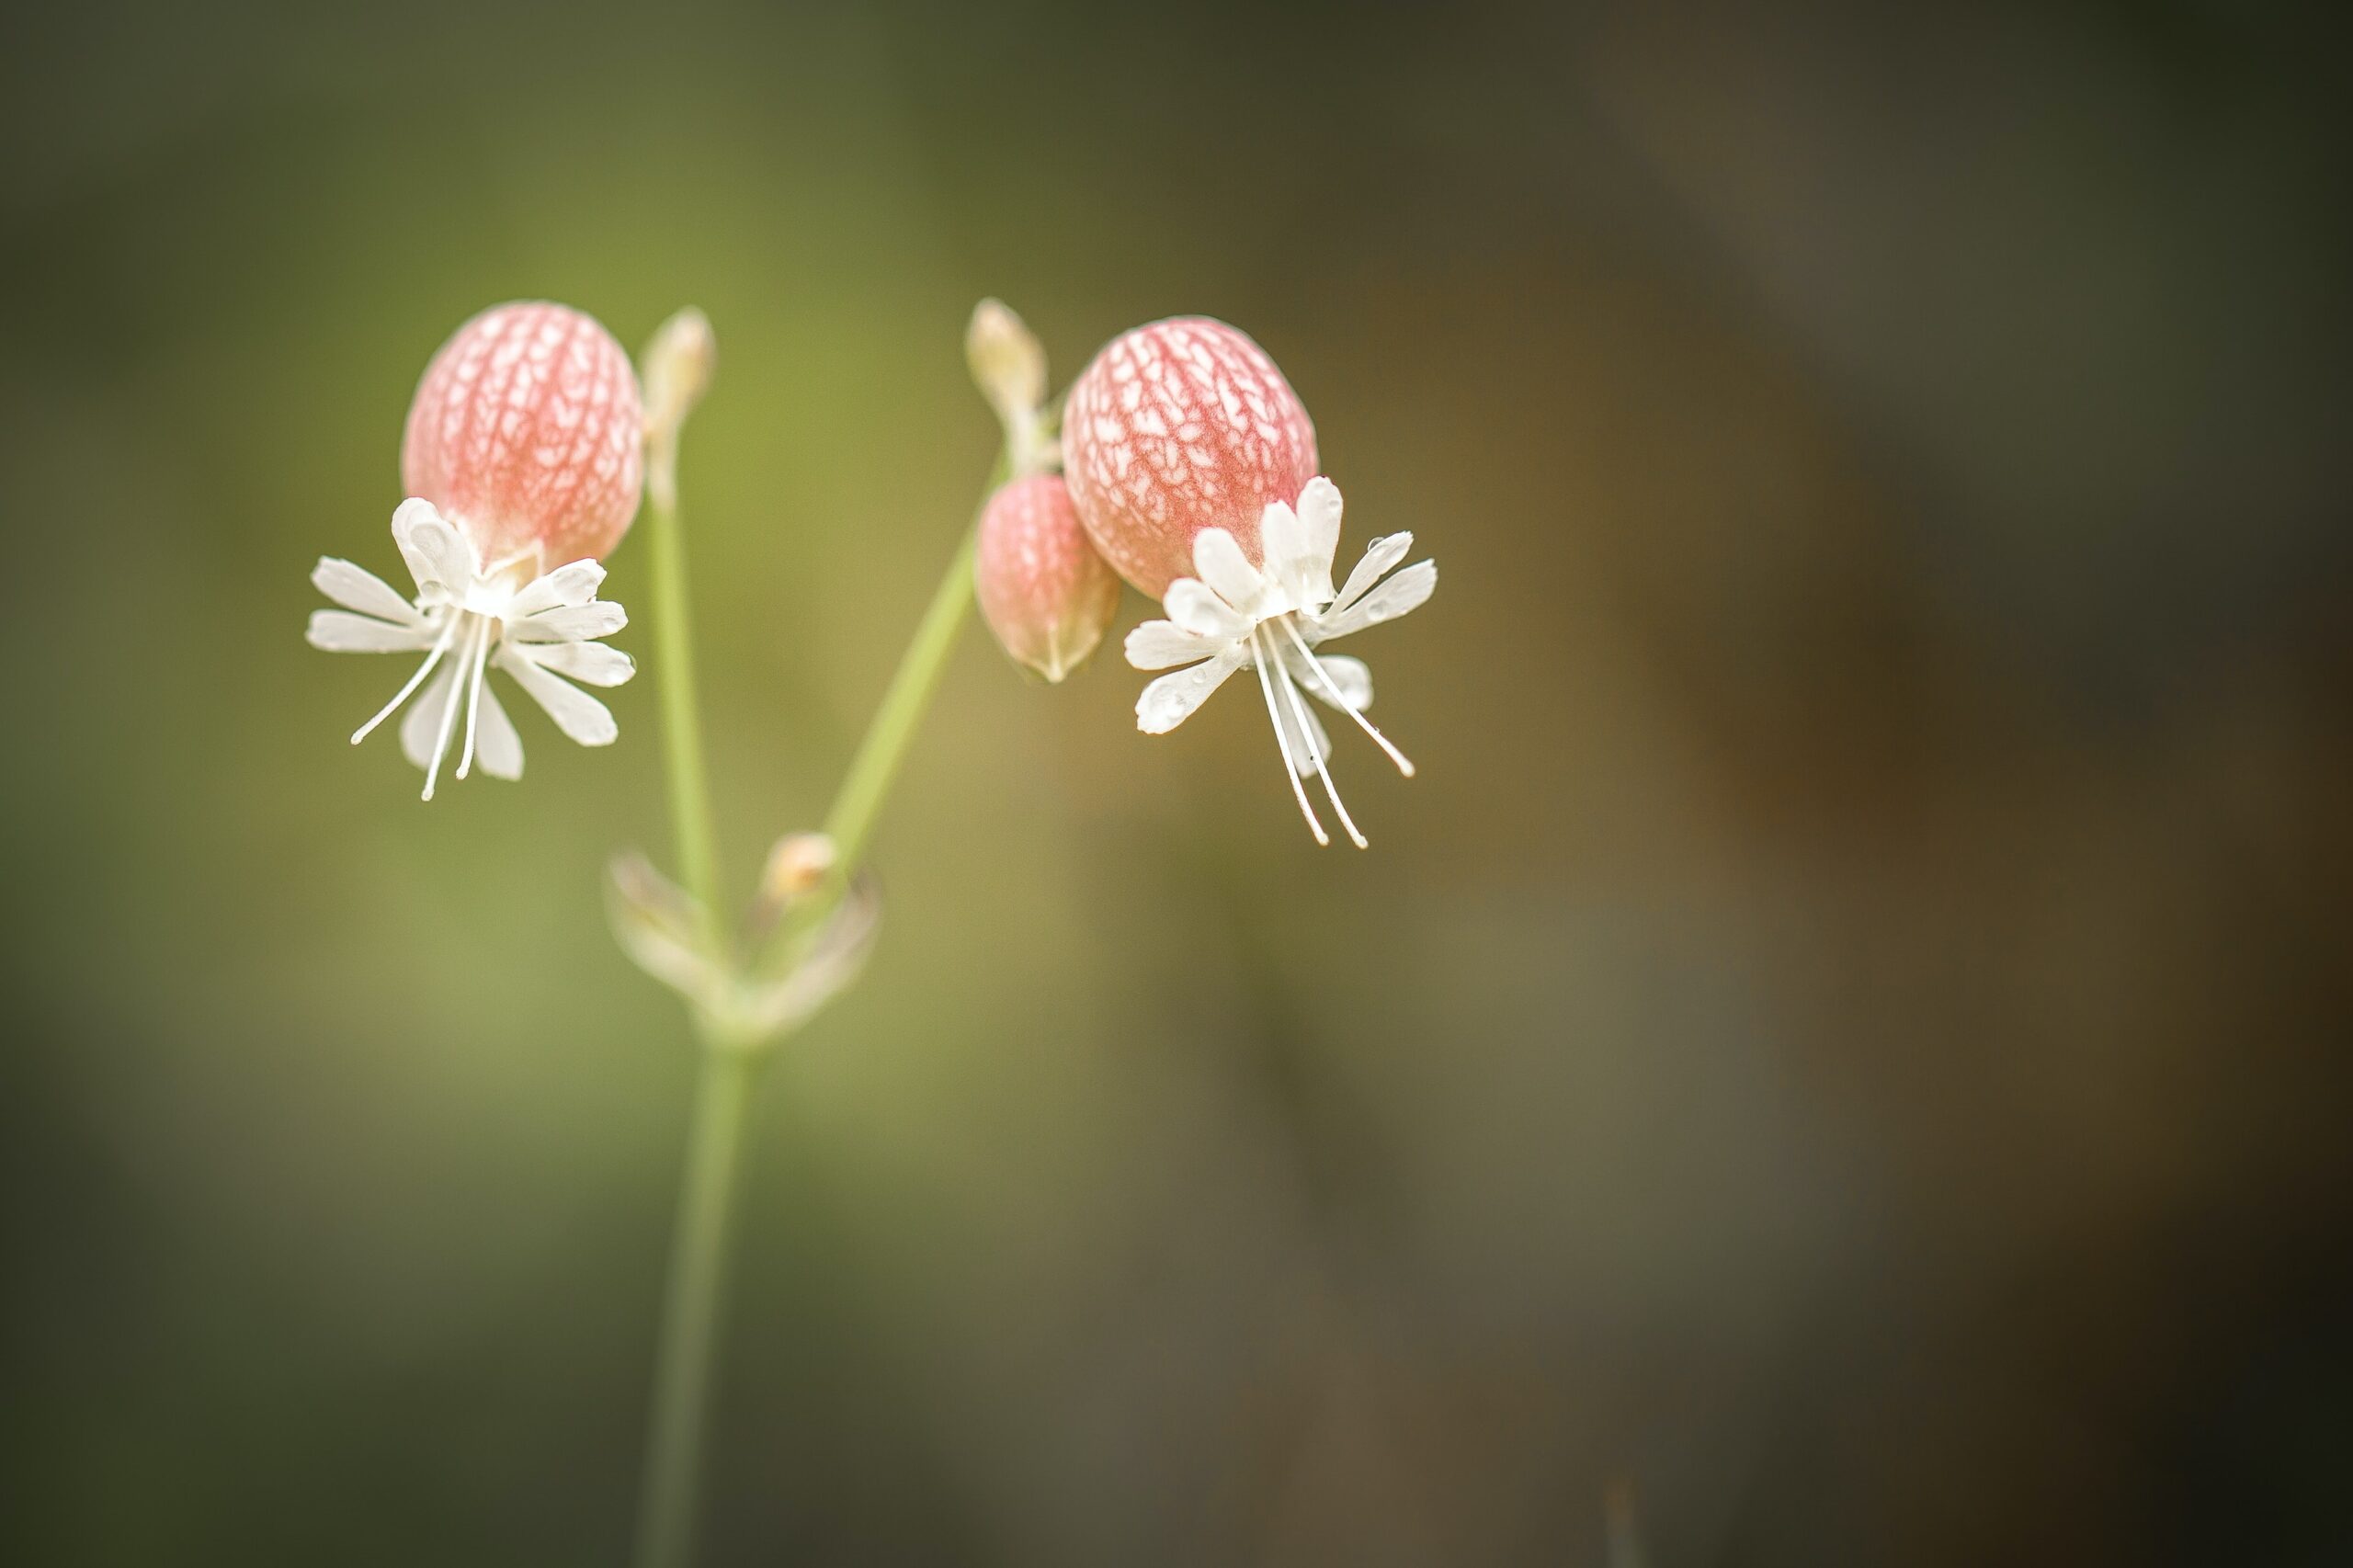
[5,2,2349,1563]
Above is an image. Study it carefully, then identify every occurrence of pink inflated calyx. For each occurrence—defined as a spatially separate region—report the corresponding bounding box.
[400,301,644,570]
[1062,316,1319,597]
[974,474,1123,683]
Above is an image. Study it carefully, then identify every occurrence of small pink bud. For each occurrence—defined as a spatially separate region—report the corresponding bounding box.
[1061,316,1319,597]
[400,301,644,569]
[974,474,1123,683]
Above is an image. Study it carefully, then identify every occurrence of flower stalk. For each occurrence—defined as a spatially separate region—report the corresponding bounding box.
[632,1044,759,1568]
[632,322,745,1568]
[766,506,984,973]
[630,306,1043,1568]
[642,312,723,953]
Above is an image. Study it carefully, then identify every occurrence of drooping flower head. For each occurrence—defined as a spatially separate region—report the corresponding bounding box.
[307,301,644,799]
[974,474,1123,683]
[1064,317,1436,846]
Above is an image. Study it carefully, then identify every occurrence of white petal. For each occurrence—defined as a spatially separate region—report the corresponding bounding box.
[399,664,459,770]
[392,501,477,597]
[514,640,636,687]
[499,649,620,745]
[1136,646,1248,733]
[307,610,435,653]
[1331,532,1414,616]
[1191,528,1265,613]
[312,557,422,623]
[1164,578,1253,640]
[1284,646,1373,710]
[1295,479,1344,578]
[1258,500,1309,602]
[510,601,629,643]
[1126,619,1230,671]
[1316,559,1435,640]
[472,679,525,780]
[507,560,607,618]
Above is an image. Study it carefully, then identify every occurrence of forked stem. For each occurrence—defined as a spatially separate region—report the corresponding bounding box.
[634,453,995,1568]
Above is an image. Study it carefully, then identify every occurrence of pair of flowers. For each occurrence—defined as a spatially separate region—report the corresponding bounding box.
[309,303,1436,841]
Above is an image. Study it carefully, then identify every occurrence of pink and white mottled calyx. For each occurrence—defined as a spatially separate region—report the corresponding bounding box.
[974,474,1123,683]
[1067,317,1438,846]
[1063,317,1319,598]
[402,301,644,566]
[306,301,643,799]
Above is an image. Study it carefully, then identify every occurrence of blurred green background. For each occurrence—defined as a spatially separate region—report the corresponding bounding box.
[5,2,2349,1563]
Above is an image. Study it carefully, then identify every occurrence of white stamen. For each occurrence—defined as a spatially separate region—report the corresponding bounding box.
[351,617,458,744]
[1279,616,1415,778]
[420,615,474,801]
[455,615,494,780]
[1250,626,1328,846]
[1274,657,1368,848]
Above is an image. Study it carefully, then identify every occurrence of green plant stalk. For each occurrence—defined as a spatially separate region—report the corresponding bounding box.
[634,456,743,1568]
[822,525,979,874]
[645,470,722,941]
[633,1044,760,1568]
[766,459,1004,973]
[633,464,991,1568]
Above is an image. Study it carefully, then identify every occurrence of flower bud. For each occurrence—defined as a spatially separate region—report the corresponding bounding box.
[1061,316,1318,596]
[761,832,837,904]
[974,474,1123,683]
[401,301,642,568]
[743,832,838,943]
[642,305,717,468]
[966,298,1047,430]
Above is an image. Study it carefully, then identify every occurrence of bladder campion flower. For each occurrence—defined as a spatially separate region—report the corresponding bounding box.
[306,301,643,799]
[1063,317,1436,846]
[974,475,1123,682]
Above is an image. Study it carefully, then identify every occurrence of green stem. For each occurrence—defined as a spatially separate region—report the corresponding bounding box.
[645,475,722,935]
[632,1047,762,1568]
[633,456,744,1568]
[823,526,978,873]
[766,518,979,972]
[632,457,993,1568]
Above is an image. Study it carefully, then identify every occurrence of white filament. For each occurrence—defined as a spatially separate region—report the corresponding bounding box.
[1278,615,1414,778]
[1250,626,1327,846]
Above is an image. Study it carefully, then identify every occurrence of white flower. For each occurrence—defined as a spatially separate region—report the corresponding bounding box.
[306,498,636,800]
[1123,478,1435,846]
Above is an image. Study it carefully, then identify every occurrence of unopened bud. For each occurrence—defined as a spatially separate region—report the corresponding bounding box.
[975,474,1122,683]
[966,298,1046,427]
[642,307,716,507]
[762,832,837,904]
[643,308,716,437]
